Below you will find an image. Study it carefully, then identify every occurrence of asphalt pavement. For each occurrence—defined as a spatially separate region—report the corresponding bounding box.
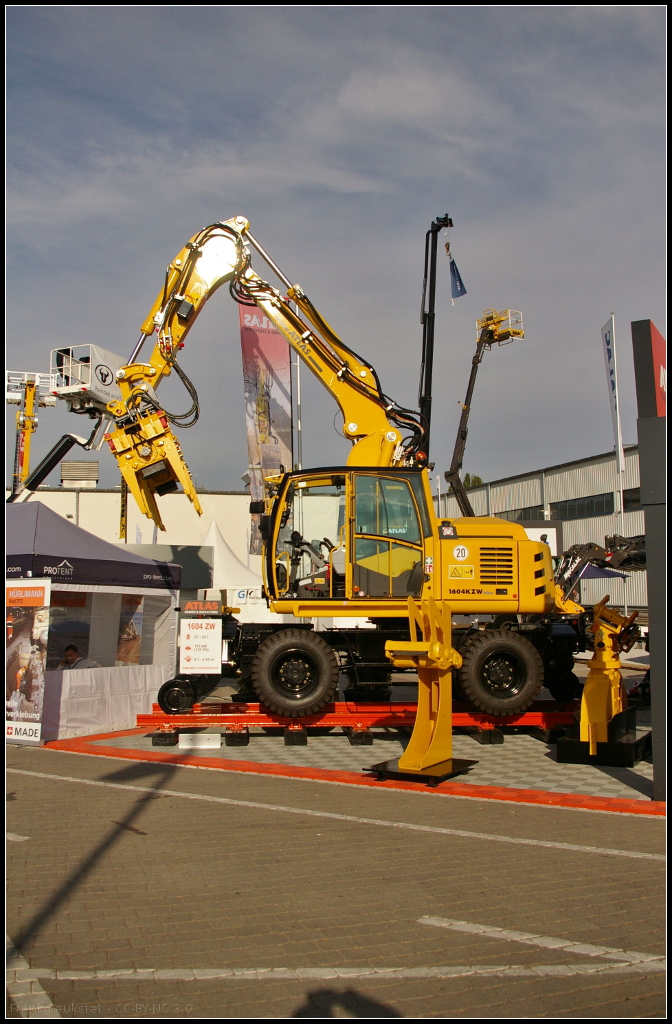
[6,741,665,1019]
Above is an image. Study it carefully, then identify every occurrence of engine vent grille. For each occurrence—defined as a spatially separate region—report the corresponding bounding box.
[480,547,514,585]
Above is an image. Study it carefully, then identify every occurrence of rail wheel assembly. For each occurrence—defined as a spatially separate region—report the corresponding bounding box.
[157,678,196,715]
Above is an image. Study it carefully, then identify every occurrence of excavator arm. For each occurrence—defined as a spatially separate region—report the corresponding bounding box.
[103,216,424,529]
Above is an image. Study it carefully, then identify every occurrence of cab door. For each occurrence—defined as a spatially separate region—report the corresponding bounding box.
[350,475,425,599]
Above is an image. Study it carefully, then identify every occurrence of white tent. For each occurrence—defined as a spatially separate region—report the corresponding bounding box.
[201,521,287,623]
[202,520,263,590]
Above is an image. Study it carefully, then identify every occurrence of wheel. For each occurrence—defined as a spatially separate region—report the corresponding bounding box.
[157,679,196,715]
[457,629,544,716]
[250,629,339,717]
[546,671,582,702]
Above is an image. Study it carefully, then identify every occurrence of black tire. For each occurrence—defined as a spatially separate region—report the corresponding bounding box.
[457,629,544,716]
[546,671,582,702]
[157,679,196,715]
[250,629,339,717]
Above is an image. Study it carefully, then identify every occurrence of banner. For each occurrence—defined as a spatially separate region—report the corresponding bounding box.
[6,579,51,744]
[649,322,667,417]
[601,315,625,476]
[239,305,293,553]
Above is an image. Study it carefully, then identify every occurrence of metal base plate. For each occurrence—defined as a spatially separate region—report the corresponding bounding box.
[556,731,652,768]
[366,757,478,786]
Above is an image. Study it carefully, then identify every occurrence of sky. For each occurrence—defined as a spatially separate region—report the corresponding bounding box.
[6,6,666,495]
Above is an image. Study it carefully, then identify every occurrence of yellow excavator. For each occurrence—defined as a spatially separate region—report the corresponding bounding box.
[99,215,594,775]
[18,214,638,776]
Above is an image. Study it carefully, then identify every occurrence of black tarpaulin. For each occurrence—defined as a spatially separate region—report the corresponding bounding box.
[6,502,181,589]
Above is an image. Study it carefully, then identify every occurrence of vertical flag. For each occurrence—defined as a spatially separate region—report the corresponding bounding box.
[601,314,626,476]
[239,305,293,554]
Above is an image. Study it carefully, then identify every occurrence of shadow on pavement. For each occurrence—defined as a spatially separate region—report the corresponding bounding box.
[291,987,403,1018]
[595,765,654,798]
[11,760,181,955]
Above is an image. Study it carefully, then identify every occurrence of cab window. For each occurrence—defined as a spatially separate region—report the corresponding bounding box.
[274,476,346,599]
[352,476,423,599]
[354,477,421,545]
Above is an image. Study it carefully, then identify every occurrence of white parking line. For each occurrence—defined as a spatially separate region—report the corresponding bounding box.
[4,963,665,982]
[6,832,30,842]
[418,917,666,965]
[7,768,665,862]
[6,936,61,1018]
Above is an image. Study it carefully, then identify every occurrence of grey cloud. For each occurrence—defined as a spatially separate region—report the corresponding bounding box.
[6,7,665,492]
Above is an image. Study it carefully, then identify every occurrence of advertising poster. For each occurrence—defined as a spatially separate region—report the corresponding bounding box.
[6,579,51,744]
[116,595,144,665]
[179,618,222,674]
[239,305,293,553]
[649,321,666,417]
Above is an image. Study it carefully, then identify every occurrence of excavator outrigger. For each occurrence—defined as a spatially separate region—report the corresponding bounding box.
[19,214,639,776]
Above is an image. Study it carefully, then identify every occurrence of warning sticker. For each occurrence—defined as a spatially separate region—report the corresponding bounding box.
[449,565,474,579]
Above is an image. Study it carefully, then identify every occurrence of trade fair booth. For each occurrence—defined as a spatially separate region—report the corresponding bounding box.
[6,502,181,742]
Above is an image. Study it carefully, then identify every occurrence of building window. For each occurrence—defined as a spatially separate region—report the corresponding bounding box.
[550,492,615,521]
[623,487,641,510]
[496,505,544,522]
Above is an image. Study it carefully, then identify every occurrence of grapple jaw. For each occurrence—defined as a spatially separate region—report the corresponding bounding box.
[104,405,202,531]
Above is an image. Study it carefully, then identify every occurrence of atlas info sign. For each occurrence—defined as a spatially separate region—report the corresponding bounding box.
[6,579,51,744]
[179,618,222,674]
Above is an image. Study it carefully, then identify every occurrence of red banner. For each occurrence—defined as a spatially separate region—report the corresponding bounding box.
[239,306,293,553]
[650,322,666,417]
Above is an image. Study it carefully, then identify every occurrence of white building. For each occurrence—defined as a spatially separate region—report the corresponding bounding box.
[435,444,646,610]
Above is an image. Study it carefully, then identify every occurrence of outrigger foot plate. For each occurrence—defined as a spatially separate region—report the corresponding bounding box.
[366,757,478,786]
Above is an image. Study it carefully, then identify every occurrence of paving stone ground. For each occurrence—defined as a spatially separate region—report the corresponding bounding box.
[6,742,665,1019]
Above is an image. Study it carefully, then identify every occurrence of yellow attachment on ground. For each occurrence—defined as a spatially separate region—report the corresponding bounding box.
[386,597,461,771]
[104,405,202,531]
[579,596,639,755]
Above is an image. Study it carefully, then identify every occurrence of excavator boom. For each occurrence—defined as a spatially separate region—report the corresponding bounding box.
[103,216,424,528]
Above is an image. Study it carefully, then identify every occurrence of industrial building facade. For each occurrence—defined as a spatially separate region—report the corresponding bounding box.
[435,444,646,609]
[10,444,647,610]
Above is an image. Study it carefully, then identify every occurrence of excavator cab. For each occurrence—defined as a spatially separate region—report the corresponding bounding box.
[265,468,432,613]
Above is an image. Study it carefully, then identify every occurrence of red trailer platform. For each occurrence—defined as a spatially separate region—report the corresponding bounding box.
[137,699,579,747]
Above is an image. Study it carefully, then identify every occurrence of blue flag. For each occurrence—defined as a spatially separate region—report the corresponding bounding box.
[450,257,467,299]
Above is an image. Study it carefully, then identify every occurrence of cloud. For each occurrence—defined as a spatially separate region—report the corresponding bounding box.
[6,7,665,493]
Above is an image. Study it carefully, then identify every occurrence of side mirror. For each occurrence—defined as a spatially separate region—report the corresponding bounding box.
[249,500,265,514]
[259,515,272,540]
